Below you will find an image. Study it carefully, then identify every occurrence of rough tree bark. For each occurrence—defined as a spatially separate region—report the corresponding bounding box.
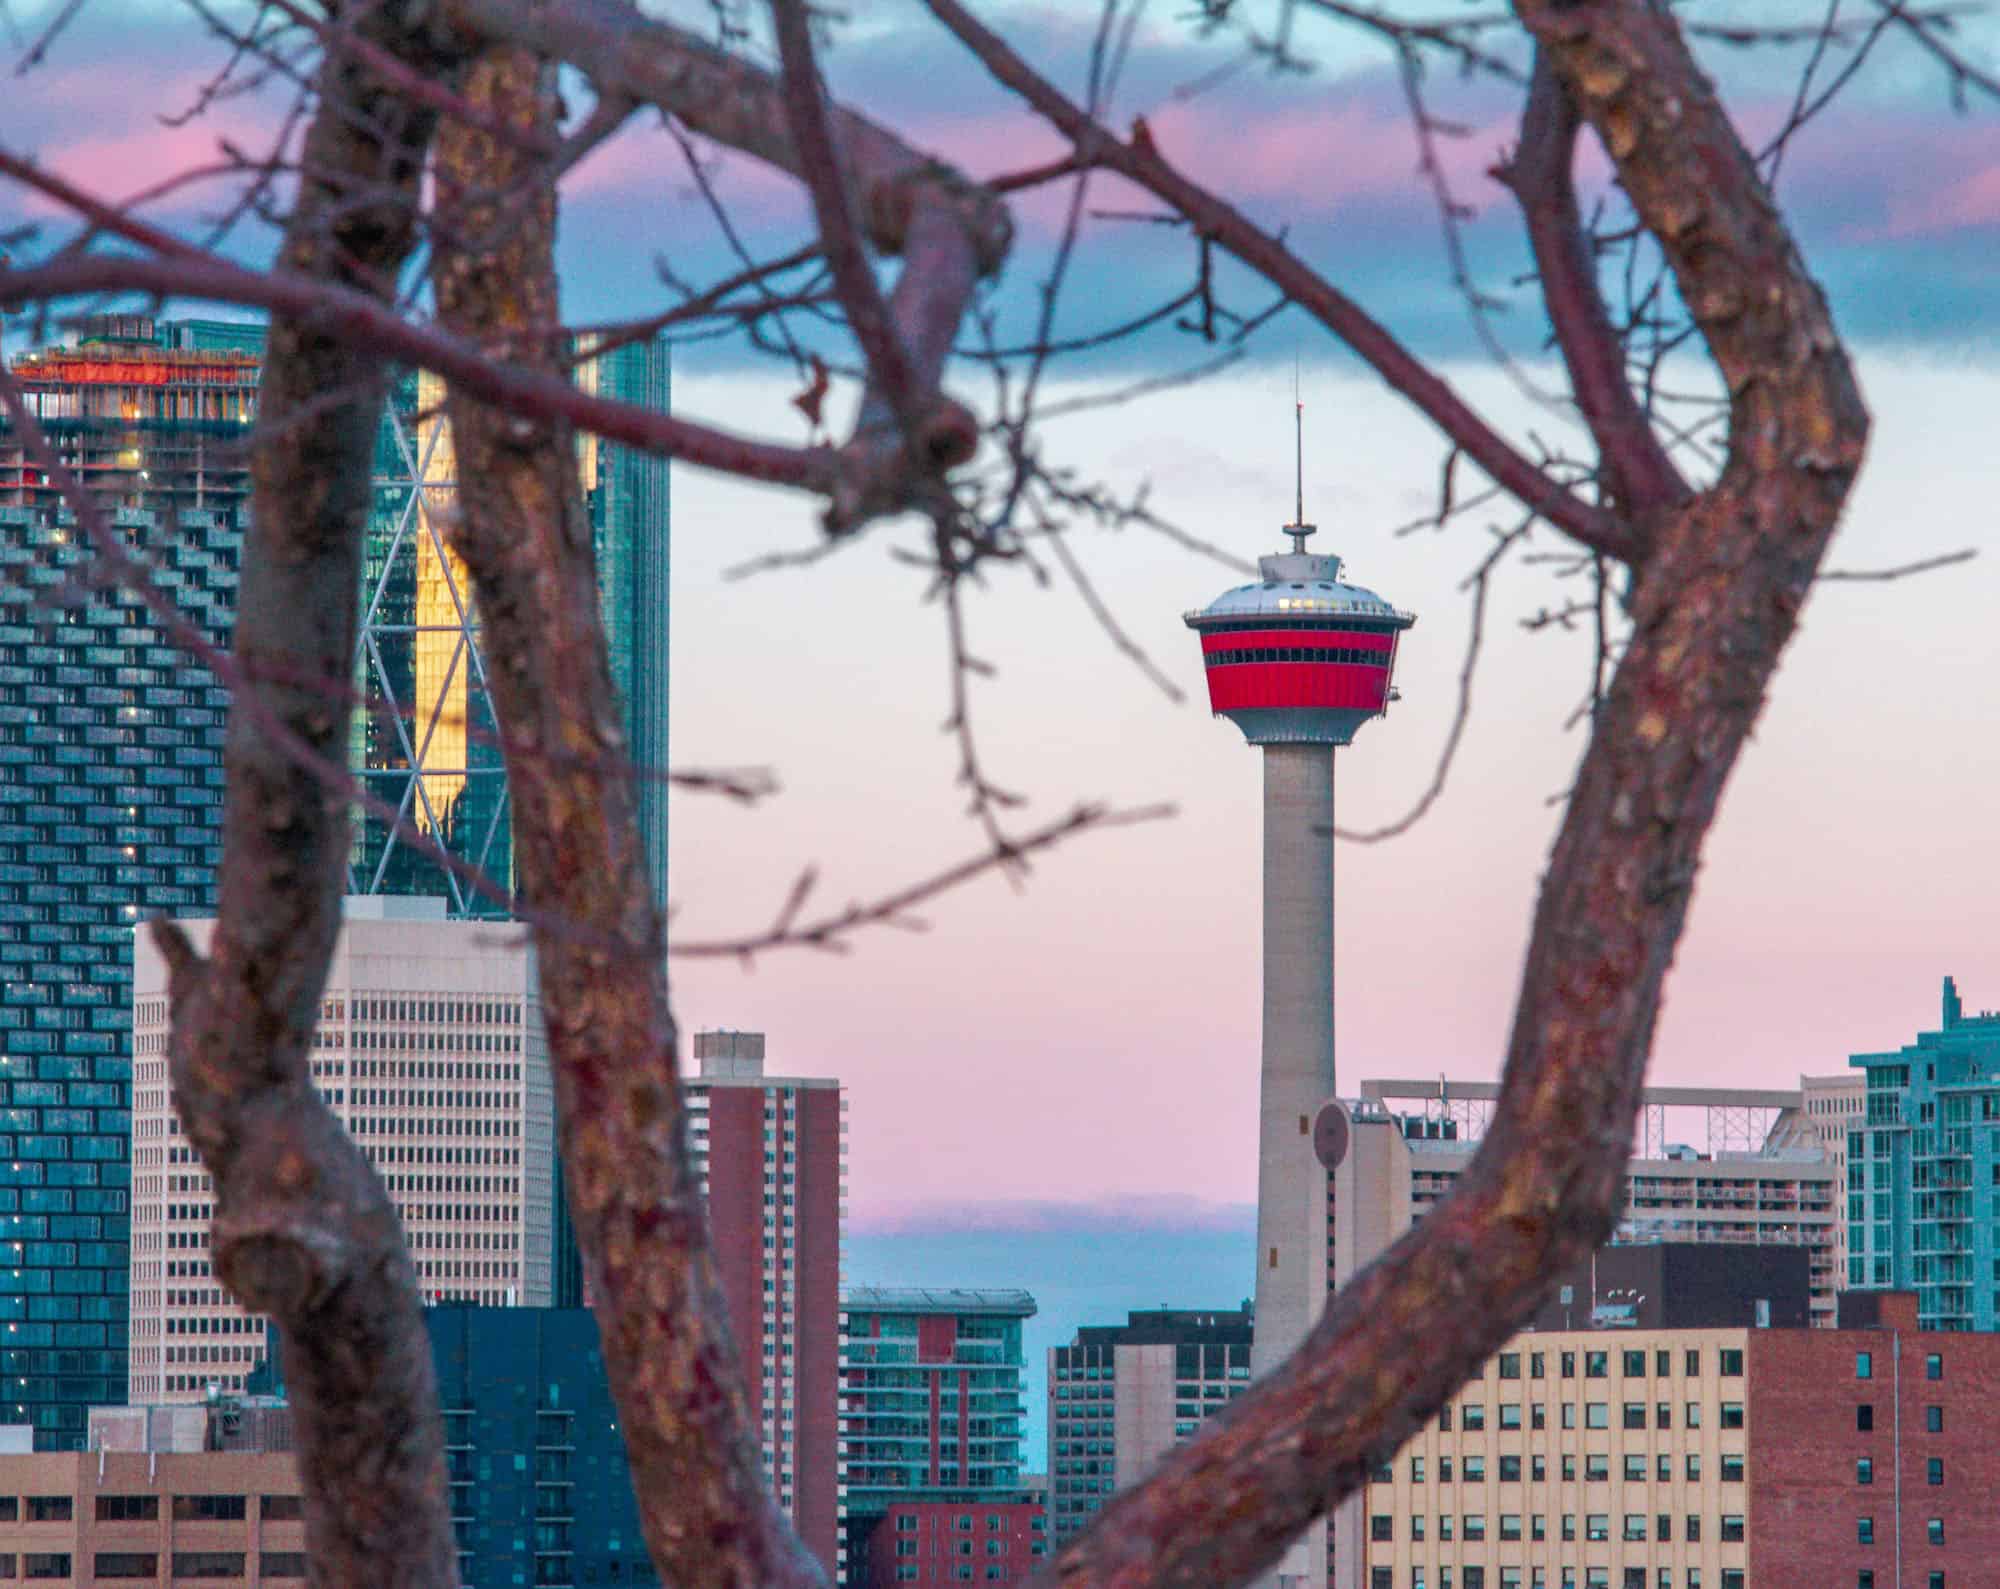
[144,7,469,1585]
[429,44,828,1588]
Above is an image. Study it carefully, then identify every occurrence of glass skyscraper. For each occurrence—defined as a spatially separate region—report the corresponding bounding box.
[0,317,255,1444]
[0,316,669,1442]
[353,345,672,915]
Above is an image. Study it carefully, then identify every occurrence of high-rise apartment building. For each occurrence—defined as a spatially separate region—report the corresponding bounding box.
[1046,1305,1254,1547]
[686,1030,844,1574]
[1846,976,2000,1330]
[127,897,557,1401]
[0,316,253,1445]
[1328,1081,1845,1327]
[839,1287,1039,1586]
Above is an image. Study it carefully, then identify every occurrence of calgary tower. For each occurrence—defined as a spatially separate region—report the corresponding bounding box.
[1184,404,1414,1588]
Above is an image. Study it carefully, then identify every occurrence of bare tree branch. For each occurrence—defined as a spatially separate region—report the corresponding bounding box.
[920,0,1636,561]
[146,6,471,1581]
[427,39,827,1586]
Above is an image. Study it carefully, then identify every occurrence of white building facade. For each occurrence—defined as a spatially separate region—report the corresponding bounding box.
[127,897,557,1401]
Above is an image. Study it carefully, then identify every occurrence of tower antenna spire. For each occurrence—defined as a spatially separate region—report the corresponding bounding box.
[1285,362,1314,553]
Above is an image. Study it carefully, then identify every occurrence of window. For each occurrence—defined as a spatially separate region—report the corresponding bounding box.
[1686,1402,1702,1429]
[1926,1353,1943,1381]
[1585,1352,1608,1378]
[1500,1515,1522,1542]
[261,1554,310,1580]
[1623,1515,1647,1542]
[1531,1352,1545,1379]
[1657,1515,1672,1542]
[1722,1575,1744,1589]
[1721,1516,1745,1543]
[172,1495,247,1522]
[1925,1405,1943,1433]
[1928,1519,1944,1545]
[1586,1515,1609,1542]
[1464,1516,1486,1542]
[1532,1404,1548,1430]
[1562,1404,1577,1431]
[1371,1516,1393,1542]
[1500,1403,1522,1430]
[1562,1514,1576,1542]
[1859,1575,1876,1589]
[1586,1455,1610,1482]
[23,1498,68,1523]
[1856,1404,1874,1431]
[1721,1453,1745,1482]
[1586,1403,1609,1429]
[1927,1457,1944,1486]
[1411,1456,1426,1483]
[1929,1575,1945,1589]
[1721,1402,1744,1430]
[1465,1455,1486,1482]
[1561,1352,1576,1378]
[1562,1456,1576,1481]
[1856,1350,1873,1379]
[1686,1453,1702,1481]
[1858,1518,1875,1545]
[1686,1515,1701,1542]
[96,1496,159,1522]
[1462,1404,1487,1432]
[1374,1573,1395,1589]
[92,1558,159,1581]
[1623,1351,1646,1377]
[1623,1403,1646,1430]
[1623,1455,1647,1481]
[1657,1402,1671,1429]
[1685,1349,1701,1375]
[1499,1455,1522,1482]
[1857,1456,1874,1485]
[262,1494,305,1520]
[1499,1353,1521,1380]
[24,1559,70,1582]
[1719,1349,1744,1376]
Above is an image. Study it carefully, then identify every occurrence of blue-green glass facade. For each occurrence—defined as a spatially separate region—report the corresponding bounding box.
[0,313,251,1443]
[257,1305,655,1589]
[1847,976,2000,1330]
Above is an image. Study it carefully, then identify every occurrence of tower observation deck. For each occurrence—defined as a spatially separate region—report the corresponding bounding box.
[1185,484,1414,1589]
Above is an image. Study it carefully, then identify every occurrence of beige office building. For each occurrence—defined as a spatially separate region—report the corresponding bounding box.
[128,898,557,1401]
[1359,1327,1753,1589]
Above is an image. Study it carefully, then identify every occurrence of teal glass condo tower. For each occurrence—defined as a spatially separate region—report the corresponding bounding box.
[1848,977,2000,1330]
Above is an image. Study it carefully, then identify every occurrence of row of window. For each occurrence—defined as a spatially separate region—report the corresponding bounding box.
[1202,647,1389,668]
[0,1491,293,1522]
[1369,1568,1750,1589]
[1434,1399,1743,1435]
[1493,1348,1744,1382]
[1388,1450,1739,1484]
[1370,1512,1740,1544]
[0,1554,303,1580]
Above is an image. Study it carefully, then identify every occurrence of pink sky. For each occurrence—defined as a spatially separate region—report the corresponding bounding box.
[665,353,2000,1221]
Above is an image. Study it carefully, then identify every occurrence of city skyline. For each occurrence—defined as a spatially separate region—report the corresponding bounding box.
[7,5,1997,1228]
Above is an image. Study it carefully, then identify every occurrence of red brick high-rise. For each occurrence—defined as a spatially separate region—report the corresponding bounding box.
[689,1030,845,1574]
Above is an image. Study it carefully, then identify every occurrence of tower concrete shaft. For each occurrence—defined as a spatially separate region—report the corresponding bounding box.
[1255,745,1335,1589]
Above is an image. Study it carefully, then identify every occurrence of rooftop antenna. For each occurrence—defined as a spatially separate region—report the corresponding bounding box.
[1284,360,1315,553]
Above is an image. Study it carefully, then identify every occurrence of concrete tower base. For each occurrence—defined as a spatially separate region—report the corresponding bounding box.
[1253,744,1336,1589]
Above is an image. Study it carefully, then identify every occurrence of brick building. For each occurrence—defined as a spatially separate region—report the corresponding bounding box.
[0,1397,303,1582]
[1355,1248,2000,1589]
[857,1500,1047,1587]
[688,1030,844,1573]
